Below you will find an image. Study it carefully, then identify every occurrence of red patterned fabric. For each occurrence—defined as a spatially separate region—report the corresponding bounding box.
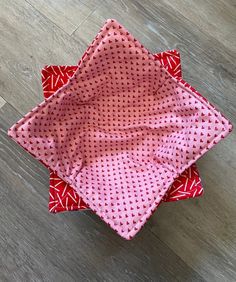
[41,50,203,213]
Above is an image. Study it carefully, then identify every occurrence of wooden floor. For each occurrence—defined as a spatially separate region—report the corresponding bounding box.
[1,0,236,281]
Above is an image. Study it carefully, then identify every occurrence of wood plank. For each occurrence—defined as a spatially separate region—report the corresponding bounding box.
[157,0,236,53]
[80,0,102,10]
[26,0,93,35]
[0,103,204,281]
[0,0,87,115]
[0,96,6,109]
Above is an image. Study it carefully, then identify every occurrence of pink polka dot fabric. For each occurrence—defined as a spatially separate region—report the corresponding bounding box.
[43,51,203,213]
[8,19,232,239]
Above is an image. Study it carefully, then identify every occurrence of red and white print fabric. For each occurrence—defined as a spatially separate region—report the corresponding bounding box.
[8,19,232,239]
[42,50,203,213]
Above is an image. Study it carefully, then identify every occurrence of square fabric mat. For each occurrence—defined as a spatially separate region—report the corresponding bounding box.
[9,19,232,239]
[41,50,203,213]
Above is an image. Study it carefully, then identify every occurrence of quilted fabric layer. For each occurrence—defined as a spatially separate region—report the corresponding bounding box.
[42,50,203,213]
[9,19,232,239]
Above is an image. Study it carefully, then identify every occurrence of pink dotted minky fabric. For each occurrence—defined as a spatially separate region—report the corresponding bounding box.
[42,50,203,213]
[9,19,232,239]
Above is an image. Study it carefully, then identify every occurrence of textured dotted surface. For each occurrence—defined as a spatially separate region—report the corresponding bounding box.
[43,51,203,213]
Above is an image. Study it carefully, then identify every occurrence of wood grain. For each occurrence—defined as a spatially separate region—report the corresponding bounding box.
[160,0,236,54]
[0,0,87,115]
[26,0,94,35]
[0,96,6,109]
[1,0,236,281]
